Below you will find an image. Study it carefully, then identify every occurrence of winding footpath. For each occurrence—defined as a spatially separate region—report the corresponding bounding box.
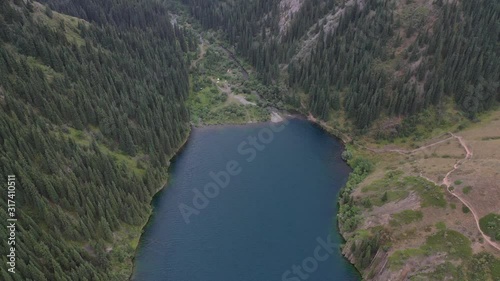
[190,35,207,70]
[414,133,500,252]
[361,134,454,155]
[308,113,500,252]
[365,132,500,252]
[436,134,500,252]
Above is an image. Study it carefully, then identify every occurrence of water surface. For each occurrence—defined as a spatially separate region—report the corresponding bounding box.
[133,118,360,281]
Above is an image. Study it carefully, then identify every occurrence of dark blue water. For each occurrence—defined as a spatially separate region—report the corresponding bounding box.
[133,118,360,281]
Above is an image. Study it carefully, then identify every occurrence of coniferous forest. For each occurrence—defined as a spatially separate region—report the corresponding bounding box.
[0,0,499,280]
[0,0,194,280]
[183,0,499,129]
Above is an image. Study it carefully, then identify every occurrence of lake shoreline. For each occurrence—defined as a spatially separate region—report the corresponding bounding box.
[128,125,192,281]
[130,115,362,281]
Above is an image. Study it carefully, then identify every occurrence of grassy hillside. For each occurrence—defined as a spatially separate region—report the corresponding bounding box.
[337,110,500,280]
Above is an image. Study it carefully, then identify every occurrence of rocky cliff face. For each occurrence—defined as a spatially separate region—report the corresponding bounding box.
[278,0,305,34]
[342,242,396,281]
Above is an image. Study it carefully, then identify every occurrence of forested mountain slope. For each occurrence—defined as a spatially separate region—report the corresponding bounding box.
[183,0,499,131]
[0,0,498,280]
[0,0,193,280]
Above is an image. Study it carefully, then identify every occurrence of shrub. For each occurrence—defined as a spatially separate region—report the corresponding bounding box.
[341,150,353,161]
[462,186,472,194]
[381,191,388,202]
[479,213,500,241]
[462,205,470,213]
[361,198,373,208]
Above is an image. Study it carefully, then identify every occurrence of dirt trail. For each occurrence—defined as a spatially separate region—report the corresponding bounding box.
[308,114,499,251]
[362,131,500,252]
[415,133,500,252]
[361,134,453,155]
[211,79,256,106]
[440,134,500,252]
[190,36,207,69]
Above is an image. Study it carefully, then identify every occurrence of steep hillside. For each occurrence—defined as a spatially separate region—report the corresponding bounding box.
[0,0,193,280]
[336,111,500,280]
[183,0,499,132]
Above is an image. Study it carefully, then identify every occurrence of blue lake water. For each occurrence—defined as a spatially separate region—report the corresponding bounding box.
[133,118,360,281]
